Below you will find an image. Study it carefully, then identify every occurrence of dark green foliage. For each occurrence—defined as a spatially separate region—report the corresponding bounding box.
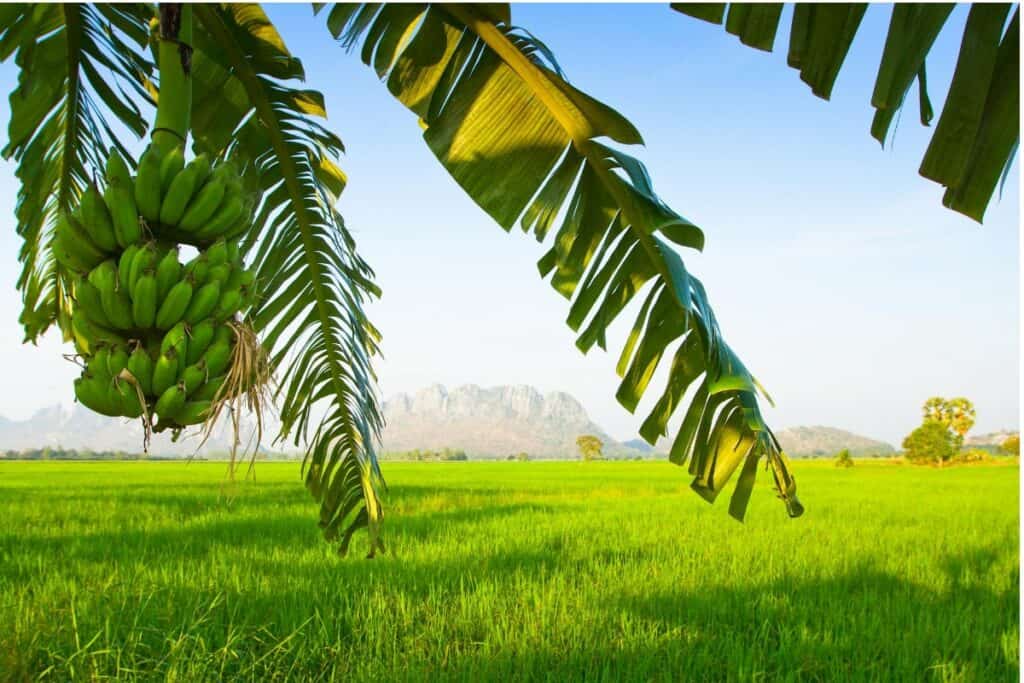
[903,420,956,465]
[834,449,854,468]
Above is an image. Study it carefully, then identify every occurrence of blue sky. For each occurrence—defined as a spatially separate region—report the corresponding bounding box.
[0,4,1017,446]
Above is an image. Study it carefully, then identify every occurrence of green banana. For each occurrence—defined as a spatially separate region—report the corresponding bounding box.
[135,145,163,223]
[160,153,210,226]
[213,324,233,347]
[155,247,181,300]
[128,245,157,299]
[115,379,144,418]
[183,281,220,325]
[74,374,120,417]
[151,349,179,396]
[178,176,226,232]
[205,240,229,268]
[107,345,130,377]
[213,288,243,321]
[154,382,187,420]
[91,260,133,330]
[182,254,209,285]
[155,279,193,330]
[225,241,241,267]
[160,321,188,356]
[182,362,206,394]
[176,400,212,426]
[55,214,105,273]
[159,145,186,196]
[105,148,132,186]
[73,279,112,328]
[71,310,125,353]
[106,183,141,248]
[186,320,215,365]
[126,344,154,395]
[221,207,253,241]
[90,346,111,378]
[192,375,226,402]
[205,263,232,288]
[203,340,232,378]
[132,272,157,328]
[78,184,118,251]
[118,245,140,289]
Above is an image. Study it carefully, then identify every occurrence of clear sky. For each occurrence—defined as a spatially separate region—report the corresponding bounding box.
[0,4,1017,446]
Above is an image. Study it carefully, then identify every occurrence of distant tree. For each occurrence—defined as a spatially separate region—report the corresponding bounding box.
[1000,434,1020,456]
[576,435,603,462]
[516,452,529,462]
[903,421,956,466]
[922,397,976,451]
[834,449,854,468]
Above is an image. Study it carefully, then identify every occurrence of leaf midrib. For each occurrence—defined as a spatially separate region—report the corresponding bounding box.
[442,4,689,318]
[194,5,356,427]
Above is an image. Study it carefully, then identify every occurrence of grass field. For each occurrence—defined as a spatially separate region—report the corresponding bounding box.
[0,459,1018,681]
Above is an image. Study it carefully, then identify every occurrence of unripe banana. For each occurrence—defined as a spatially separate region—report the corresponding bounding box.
[205,240,229,268]
[183,281,220,325]
[126,344,154,396]
[203,340,232,378]
[159,145,186,195]
[128,245,157,299]
[155,279,193,330]
[132,272,157,328]
[74,374,120,417]
[178,177,226,233]
[55,214,104,273]
[186,320,215,365]
[106,183,141,248]
[78,184,118,252]
[182,253,209,285]
[160,321,188,356]
[105,148,132,187]
[176,400,211,426]
[192,375,226,402]
[90,346,112,378]
[107,345,129,377]
[115,379,144,418]
[225,241,241,267]
[160,154,210,226]
[135,145,163,224]
[73,279,111,328]
[151,349,179,396]
[182,362,206,395]
[213,288,243,321]
[194,196,243,241]
[213,324,233,347]
[154,382,187,420]
[71,310,126,353]
[161,322,189,377]
[118,245,140,290]
[91,261,133,330]
[155,247,181,301]
[221,208,254,241]
[205,264,232,288]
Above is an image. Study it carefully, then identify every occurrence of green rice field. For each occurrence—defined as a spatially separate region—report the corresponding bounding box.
[0,460,1018,681]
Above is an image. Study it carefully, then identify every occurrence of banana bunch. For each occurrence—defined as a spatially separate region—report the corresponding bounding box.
[73,321,236,428]
[63,143,263,433]
[139,143,253,246]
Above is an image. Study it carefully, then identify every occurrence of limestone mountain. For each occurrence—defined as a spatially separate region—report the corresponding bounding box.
[381,384,640,458]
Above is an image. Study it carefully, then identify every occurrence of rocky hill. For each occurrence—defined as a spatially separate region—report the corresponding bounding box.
[774,426,894,457]
[0,403,276,456]
[381,384,642,458]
